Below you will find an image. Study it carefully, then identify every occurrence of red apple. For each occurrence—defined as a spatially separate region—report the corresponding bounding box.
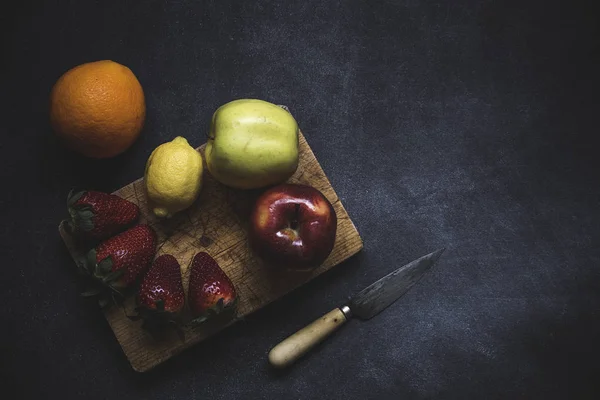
[248,183,337,270]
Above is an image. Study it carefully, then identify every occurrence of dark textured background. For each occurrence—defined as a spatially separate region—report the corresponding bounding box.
[1,0,599,398]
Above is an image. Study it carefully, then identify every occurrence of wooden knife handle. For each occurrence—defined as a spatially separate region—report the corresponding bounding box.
[268,308,348,368]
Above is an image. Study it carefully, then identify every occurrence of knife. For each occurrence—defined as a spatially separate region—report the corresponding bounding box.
[268,248,445,368]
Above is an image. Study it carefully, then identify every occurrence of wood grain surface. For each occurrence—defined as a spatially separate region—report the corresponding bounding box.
[59,130,363,372]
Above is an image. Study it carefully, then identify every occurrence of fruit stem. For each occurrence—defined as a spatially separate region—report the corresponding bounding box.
[290,203,300,230]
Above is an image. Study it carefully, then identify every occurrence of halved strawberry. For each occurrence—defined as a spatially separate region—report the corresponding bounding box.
[67,189,140,241]
[188,252,237,325]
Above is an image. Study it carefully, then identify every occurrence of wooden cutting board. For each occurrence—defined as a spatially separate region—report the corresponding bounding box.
[59,130,363,372]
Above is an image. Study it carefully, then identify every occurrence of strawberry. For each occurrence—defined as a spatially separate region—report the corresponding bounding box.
[188,252,237,324]
[80,224,157,305]
[137,254,185,314]
[67,189,140,241]
[132,254,185,338]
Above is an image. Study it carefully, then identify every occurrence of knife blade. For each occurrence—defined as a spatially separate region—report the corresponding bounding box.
[268,248,445,368]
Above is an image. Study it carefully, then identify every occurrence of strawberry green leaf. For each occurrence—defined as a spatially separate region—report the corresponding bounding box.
[96,257,113,276]
[81,288,102,297]
[188,297,237,327]
[70,206,96,232]
[102,269,124,284]
[67,189,85,208]
[85,249,97,275]
[77,209,95,218]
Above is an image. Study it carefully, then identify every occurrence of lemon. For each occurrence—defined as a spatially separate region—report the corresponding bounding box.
[144,136,203,218]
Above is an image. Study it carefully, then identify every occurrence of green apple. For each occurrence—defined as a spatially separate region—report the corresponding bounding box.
[205,99,299,189]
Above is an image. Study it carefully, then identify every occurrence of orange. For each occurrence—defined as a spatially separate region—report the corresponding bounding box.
[50,60,146,158]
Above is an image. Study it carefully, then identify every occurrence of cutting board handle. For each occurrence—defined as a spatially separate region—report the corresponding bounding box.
[268,308,348,368]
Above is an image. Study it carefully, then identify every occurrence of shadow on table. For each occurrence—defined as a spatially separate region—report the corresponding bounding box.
[116,251,366,383]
